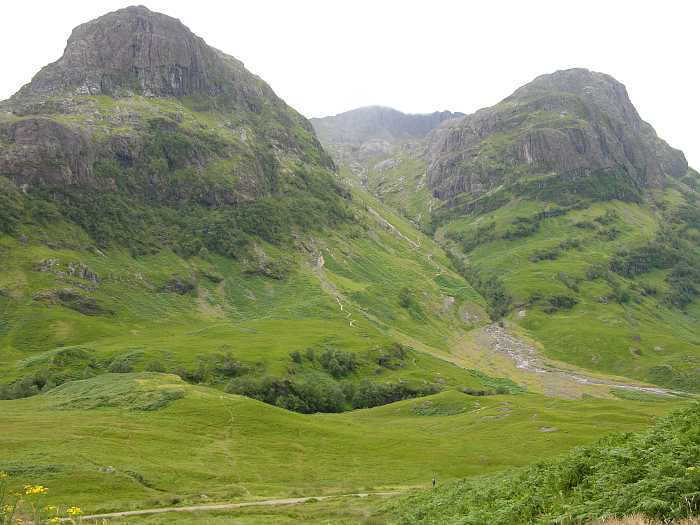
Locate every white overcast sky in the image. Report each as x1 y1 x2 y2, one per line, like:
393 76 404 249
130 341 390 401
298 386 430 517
1 0 697 167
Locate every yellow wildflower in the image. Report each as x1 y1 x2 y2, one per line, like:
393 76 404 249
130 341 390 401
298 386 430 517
688 466 698 472
2 504 14 513
66 506 82 516
23 484 48 495
49 518 61 524
0 471 8 480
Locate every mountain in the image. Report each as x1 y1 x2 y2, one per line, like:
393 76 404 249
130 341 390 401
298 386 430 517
0 5 334 207
0 6 495 408
314 69 700 393
0 8 696 522
311 105 462 147
427 68 687 201
311 106 462 229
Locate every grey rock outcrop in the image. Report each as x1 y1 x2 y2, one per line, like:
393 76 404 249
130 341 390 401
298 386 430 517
12 5 258 102
0 118 96 187
427 68 688 200
0 6 333 198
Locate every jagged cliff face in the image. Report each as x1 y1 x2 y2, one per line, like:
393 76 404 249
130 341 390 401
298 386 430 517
0 6 332 198
13 5 262 102
427 69 688 200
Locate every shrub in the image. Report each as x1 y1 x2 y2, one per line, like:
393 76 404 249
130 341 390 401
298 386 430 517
448 254 512 320
318 349 358 378
108 357 135 374
145 360 166 373
350 380 439 409
398 287 426 321
213 352 248 378
448 222 497 252
375 343 409 370
503 216 540 240
0 177 24 234
545 295 578 313
594 209 620 225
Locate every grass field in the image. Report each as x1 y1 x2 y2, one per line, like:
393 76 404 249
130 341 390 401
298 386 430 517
0 373 685 517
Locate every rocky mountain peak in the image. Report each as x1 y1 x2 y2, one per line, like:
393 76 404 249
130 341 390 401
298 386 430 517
507 68 642 128
0 6 333 198
427 68 688 201
11 5 248 101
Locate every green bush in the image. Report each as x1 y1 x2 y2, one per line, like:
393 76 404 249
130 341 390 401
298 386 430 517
545 295 578 313
398 287 426 321
350 380 439 409
213 352 248 378
375 343 409 370
318 349 358 378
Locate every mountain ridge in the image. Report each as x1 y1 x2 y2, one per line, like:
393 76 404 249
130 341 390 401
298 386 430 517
311 105 464 146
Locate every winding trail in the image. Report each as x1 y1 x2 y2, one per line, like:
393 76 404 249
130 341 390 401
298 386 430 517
77 492 402 522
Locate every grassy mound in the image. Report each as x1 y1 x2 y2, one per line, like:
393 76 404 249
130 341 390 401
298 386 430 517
388 402 700 524
42 373 186 411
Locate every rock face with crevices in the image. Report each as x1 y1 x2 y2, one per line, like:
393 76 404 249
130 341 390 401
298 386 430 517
12 5 258 101
0 5 333 196
426 68 688 200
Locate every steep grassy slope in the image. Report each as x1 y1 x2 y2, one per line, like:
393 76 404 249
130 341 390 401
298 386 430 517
0 180 504 409
0 373 682 515
437 180 700 391
388 401 700 524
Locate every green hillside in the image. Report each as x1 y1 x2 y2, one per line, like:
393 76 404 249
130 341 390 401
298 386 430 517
315 71 700 395
0 183 502 410
437 182 700 391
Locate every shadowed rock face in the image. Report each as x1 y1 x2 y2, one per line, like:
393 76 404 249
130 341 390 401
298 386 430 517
0 118 95 187
427 68 688 200
12 5 253 100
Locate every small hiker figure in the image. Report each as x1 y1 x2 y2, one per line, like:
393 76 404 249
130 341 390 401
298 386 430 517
432 476 436 488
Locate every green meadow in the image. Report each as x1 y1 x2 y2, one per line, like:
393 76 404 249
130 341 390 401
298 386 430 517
0 373 683 515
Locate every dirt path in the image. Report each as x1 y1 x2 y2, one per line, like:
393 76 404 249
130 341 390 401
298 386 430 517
77 492 401 521
478 323 683 398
